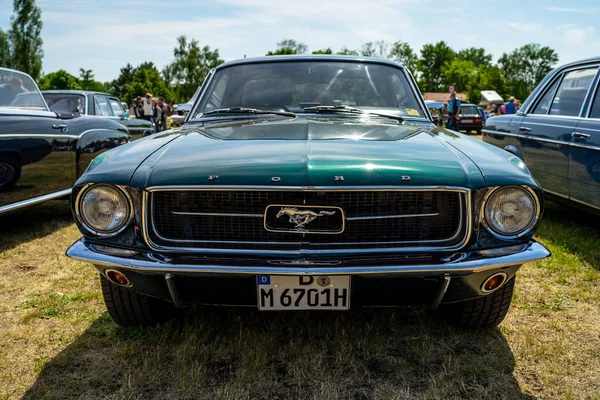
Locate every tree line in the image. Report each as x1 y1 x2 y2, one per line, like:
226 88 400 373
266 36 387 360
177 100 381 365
0 0 560 105
265 39 559 103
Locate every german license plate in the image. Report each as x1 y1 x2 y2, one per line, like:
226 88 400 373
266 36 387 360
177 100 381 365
461 119 473 123
257 275 350 310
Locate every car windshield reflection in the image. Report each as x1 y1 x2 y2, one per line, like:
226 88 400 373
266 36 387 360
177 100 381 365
191 60 427 121
0 68 48 111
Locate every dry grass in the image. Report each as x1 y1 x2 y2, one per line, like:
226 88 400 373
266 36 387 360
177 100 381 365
0 200 599 400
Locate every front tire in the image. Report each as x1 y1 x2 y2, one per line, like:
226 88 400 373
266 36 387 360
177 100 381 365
441 276 516 328
100 275 178 327
0 155 21 191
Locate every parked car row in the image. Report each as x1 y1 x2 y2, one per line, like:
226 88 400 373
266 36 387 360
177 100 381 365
424 100 484 134
483 56 600 215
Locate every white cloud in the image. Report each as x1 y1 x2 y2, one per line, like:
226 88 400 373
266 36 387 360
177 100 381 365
508 22 543 32
546 6 583 13
562 27 595 45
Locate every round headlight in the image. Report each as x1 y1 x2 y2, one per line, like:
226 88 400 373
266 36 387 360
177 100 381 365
484 187 538 237
79 185 131 235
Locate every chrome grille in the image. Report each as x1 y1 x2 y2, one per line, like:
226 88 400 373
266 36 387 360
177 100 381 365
146 188 468 252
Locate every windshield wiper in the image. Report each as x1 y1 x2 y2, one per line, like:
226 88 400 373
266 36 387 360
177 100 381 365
303 105 404 123
201 107 296 118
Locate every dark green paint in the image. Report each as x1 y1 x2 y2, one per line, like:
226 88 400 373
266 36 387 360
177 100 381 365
77 117 540 191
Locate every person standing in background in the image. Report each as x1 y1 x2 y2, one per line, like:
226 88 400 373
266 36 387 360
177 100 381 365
134 96 143 118
446 91 461 131
505 96 517 114
142 93 156 132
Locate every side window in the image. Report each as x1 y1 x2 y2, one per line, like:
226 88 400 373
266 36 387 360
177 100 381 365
549 67 598 117
94 95 113 116
588 83 600 119
531 79 560 115
108 98 124 117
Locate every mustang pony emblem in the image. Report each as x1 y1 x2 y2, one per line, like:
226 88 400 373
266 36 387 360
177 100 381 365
276 207 336 230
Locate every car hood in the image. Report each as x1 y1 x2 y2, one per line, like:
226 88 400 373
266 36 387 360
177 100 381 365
129 118 496 188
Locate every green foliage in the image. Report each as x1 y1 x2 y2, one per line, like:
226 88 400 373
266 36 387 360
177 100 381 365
360 40 388 58
498 43 559 100
337 47 359 56
312 48 333 55
0 29 12 69
456 47 493 67
108 62 174 103
266 39 307 56
38 70 81 90
418 41 456 92
163 35 224 102
442 59 476 94
8 0 44 80
79 68 105 92
388 41 418 73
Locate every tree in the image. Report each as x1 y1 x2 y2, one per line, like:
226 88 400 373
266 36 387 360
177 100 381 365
119 62 174 104
266 38 308 55
78 68 105 92
442 59 476 95
38 70 81 90
418 41 455 92
360 40 388 58
312 48 333 55
9 0 44 80
498 43 558 100
0 30 12 68
388 41 418 73
109 63 134 98
456 47 493 68
337 47 359 56
163 36 223 102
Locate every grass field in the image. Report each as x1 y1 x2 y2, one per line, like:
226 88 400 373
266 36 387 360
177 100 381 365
0 199 599 400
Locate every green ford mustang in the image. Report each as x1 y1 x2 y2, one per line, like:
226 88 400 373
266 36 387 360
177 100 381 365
66 56 550 328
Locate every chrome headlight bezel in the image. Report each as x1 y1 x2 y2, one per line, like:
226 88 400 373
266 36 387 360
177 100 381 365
480 186 540 240
75 183 133 237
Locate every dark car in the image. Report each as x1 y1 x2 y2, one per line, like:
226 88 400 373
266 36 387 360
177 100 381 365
483 57 600 214
66 56 550 328
457 103 483 134
41 90 154 139
0 68 130 214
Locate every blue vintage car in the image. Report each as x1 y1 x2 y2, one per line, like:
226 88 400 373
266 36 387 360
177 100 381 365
483 57 600 214
66 56 550 328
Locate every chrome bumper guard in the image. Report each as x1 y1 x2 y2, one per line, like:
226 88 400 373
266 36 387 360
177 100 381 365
66 239 550 276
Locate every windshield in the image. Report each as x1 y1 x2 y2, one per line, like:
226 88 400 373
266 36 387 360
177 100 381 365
192 61 426 119
42 93 86 114
460 105 479 115
0 68 47 111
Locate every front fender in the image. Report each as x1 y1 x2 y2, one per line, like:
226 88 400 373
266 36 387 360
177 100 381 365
76 129 131 178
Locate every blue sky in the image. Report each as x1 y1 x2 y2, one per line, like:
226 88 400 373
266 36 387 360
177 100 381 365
0 0 598 82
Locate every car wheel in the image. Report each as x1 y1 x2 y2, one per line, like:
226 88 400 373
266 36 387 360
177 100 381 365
0 156 21 191
100 274 179 327
440 275 515 328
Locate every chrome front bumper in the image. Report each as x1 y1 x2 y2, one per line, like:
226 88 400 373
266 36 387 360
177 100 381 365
66 239 550 276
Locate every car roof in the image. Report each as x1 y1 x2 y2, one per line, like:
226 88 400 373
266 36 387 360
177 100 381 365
461 103 477 107
41 90 114 96
216 55 407 70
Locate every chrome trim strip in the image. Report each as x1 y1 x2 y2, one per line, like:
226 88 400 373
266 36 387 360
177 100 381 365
0 133 80 139
0 188 72 214
545 188 600 210
141 186 472 255
483 129 600 150
146 185 469 192
65 239 550 275
346 212 439 221
171 211 263 218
